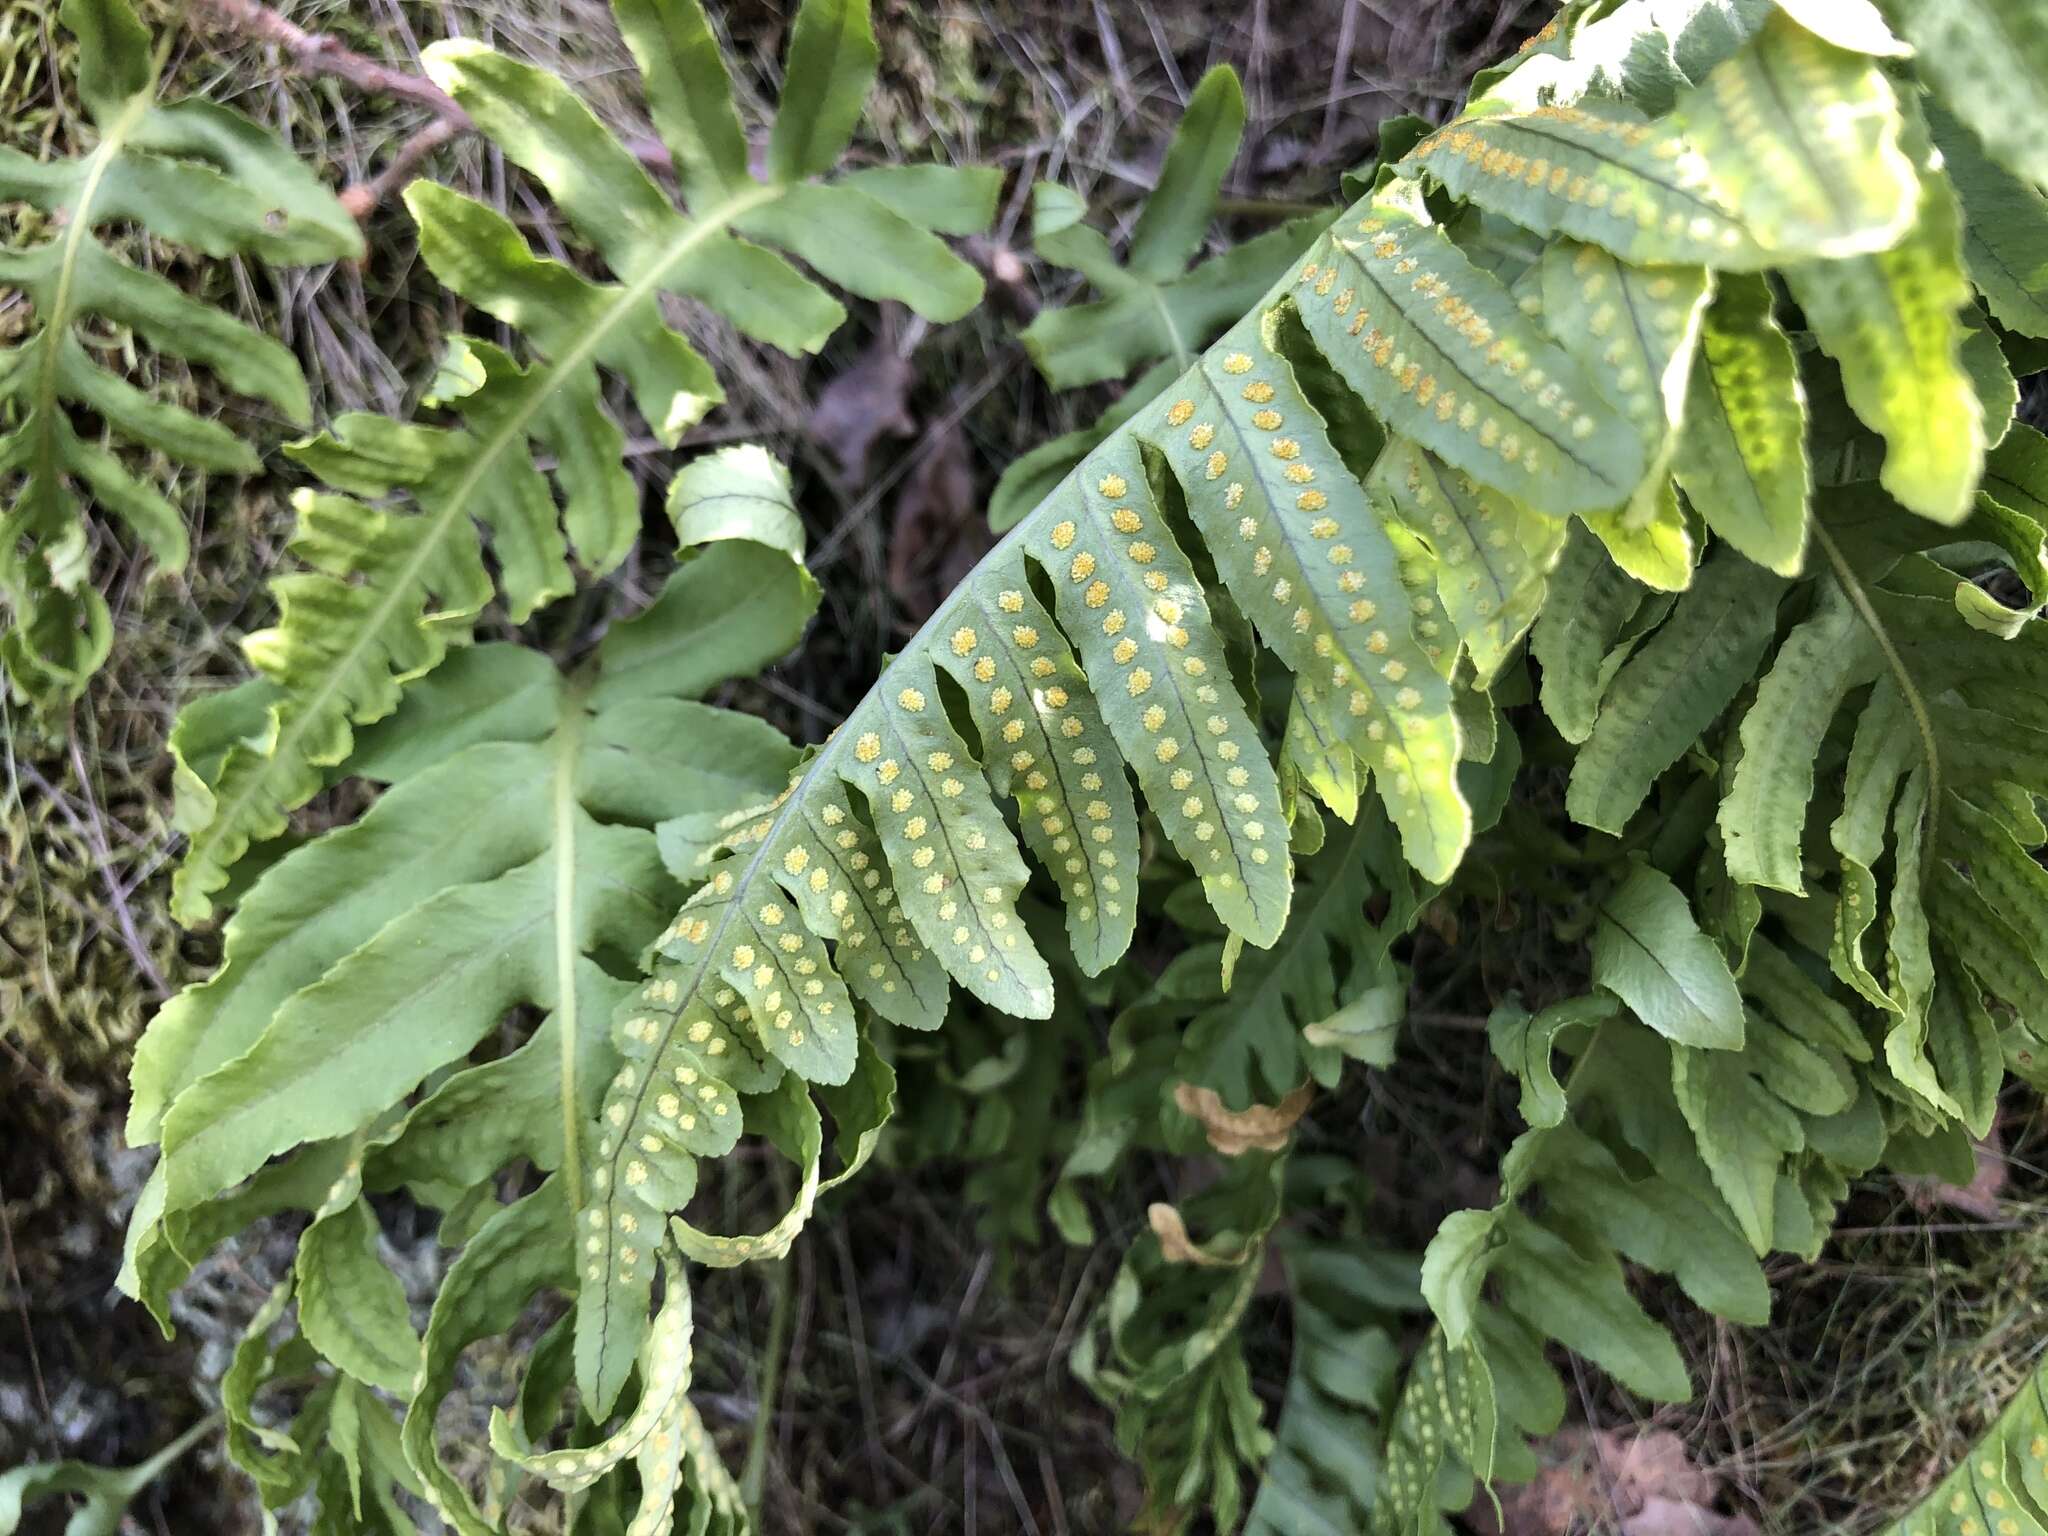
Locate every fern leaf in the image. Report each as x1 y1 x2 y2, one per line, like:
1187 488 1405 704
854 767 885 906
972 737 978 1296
1673 271 1812 573
124 539 811 1324
1883 0 2048 194
1783 105 1984 524
1676 12 1919 258
169 0 991 921
1537 241 1711 587
1565 547 1784 832
1290 187 1645 517
493 1255 692 1490
1590 863 1745 1049
1928 103 2048 338
1531 523 1647 743
1405 97 1773 269
295 1196 421 1396
1164 811 1408 1106
403 1181 575 1536
1159 319 1469 878
1877 1354 2048 1536
0 0 360 703
1367 435 1566 685
1072 1157 1285 1531
1018 67 1327 391
1718 580 1880 892
1242 1243 1404 1536
1027 438 1296 939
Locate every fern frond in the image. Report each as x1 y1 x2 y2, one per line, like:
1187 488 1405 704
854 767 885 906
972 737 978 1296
1071 1155 1286 1533
989 66 1333 530
1929 102 2048 339
169 0 996 921
0 0 360 703
1882 0 2048 194
1782 101 1984 523
1241 1236 1411 1536
1018 67 1327 394
1672 271 1813 573
122 535 814 1332
1877 1352 2048 1535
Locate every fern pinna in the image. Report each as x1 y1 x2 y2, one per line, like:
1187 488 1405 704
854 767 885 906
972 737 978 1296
113 0 2048 1529
0 0 359 704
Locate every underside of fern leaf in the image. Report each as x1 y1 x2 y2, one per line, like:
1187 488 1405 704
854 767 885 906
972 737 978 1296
0 0 360 704
167 0 997 922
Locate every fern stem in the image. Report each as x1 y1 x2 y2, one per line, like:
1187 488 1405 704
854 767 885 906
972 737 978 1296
553 678 593 1207
181 181 780 909
1148 287 1194 372
1811 520 1941 873
742 1172 797 1525
34 94 148 486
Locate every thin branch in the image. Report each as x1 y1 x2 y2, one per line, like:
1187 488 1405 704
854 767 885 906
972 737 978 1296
184 0 673 220
336 116 462 220
186 0 468 119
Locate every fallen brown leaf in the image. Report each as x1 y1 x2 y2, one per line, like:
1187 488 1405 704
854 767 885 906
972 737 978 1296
808 340 915 481
1147 1202 1242 1267
1172 1081 1313 1156
1903 1125 2007 1221
1491 1426 1749 1536
888 422 990 625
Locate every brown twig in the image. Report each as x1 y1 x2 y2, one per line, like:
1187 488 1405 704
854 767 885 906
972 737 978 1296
186 0 468 119
336 116 462 220
184 0 673 219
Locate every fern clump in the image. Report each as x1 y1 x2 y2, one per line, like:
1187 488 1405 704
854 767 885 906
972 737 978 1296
0 0 360 704
88 0 2048 1528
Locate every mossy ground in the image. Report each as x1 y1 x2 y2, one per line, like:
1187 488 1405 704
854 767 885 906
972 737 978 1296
3 1 2042 1531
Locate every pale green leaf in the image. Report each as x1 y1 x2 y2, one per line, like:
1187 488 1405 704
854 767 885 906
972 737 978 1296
1407 98 1772 268
767 0 878 185
295 1199 423 1395
1785 109 1984 524
663 444 806 561
1592 864 1746 1049
1677 13 1918 258
1673 271 1812 574
610 0 749 206
1129 67 1247 281
1159 321 1469 880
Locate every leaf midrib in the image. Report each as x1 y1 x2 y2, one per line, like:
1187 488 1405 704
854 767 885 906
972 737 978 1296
29 94 149 499
185 181 782 900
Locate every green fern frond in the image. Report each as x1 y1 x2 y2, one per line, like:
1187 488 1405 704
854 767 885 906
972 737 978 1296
122 533 813 1330
122 0 2048 1525
1071 1155 1286 1534
1241 1233 1410 1536
0 0 360 704
1018 67 1328 395
989 65 1334 531
1877 1353 2048 1536
168 0 997 923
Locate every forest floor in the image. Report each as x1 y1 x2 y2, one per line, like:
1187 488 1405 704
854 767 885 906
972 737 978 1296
3 0 2045 1531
